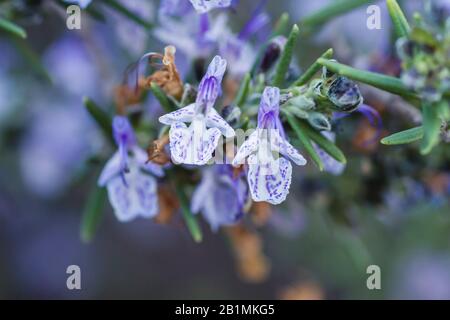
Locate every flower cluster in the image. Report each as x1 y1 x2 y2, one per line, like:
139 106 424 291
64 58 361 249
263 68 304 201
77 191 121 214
92 0 367 234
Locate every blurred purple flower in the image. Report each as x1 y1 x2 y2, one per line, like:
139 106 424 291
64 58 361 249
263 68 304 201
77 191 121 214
391 253 450 299
191 165 248 231
43 36 98 97
98 116 164 222
19 98 100 198
218 2 270 77
111 0 155 57
233 87 306 205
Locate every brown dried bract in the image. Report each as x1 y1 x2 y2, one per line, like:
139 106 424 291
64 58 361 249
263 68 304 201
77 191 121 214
226 225 270 283
147 134 171 165
142 46 184 100
114 84 144 115
279 281 324 300
154 185 179 224
251 202 273 227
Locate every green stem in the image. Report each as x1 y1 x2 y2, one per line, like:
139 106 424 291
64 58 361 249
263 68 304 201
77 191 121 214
234 72 251 106
272 24 300 88
300 121 347 164
286 113 324 171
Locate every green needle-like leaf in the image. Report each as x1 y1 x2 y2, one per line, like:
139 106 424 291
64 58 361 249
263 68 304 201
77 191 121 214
300 121 347 164
102 0 153 29
150 82 176 113
421 103 442 155
234 73 251 106
0 17 26 39
386 0 410 39
83 96 114 145
292 48 333 87
318 58 419 100
175 185 203 243
80 186 107 243
381 126 424 145
273 24 300 87
250 12 289 75
286 114 324 171
273 12 290 36
300 0 374 32
12 38 52 83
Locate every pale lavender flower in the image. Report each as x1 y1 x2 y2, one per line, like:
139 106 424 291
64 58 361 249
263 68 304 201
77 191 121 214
159 56 235 165
191 165 248 231
189 0 232 14
98 116 164 222
233 87 307 205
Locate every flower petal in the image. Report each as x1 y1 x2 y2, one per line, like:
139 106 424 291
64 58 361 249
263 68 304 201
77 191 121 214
98 151 122 186
106 169 158 222
247 155 292 205
106 175 137 222
169 121 221 165
206 107 235 138
159 103 196 126
232 130 259 166
134 172 159 218
133 146 165 177
270 130 307 166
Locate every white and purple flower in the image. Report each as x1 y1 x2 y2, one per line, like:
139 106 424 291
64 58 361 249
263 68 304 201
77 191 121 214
159 55 235 165
98 116 164 222
233 87 307 205
191 165 248 231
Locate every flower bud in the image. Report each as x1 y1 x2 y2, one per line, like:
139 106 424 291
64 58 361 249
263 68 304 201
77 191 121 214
260 36 286 72
327 76 363 112
307 112 331 131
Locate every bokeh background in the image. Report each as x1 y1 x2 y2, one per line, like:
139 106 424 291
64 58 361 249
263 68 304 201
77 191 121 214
0 0 449 299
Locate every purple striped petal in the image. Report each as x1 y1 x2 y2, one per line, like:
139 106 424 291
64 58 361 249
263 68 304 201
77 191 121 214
247 155 292 205
158 104 196 126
